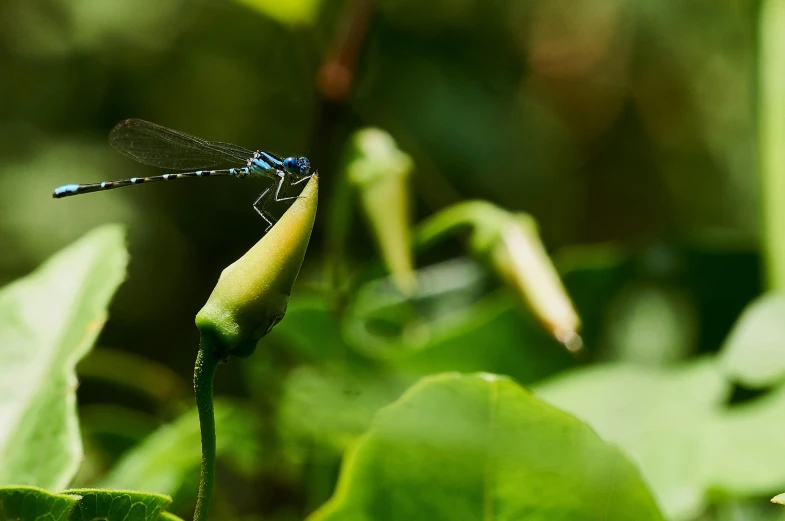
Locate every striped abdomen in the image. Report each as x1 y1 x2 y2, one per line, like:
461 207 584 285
52 167 248 198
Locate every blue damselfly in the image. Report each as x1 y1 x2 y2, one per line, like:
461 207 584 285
53 119 312 230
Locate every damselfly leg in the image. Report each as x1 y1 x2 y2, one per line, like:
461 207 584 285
253 170 313 231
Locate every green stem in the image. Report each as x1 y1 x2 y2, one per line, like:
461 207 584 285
193 336 220 521
760 0 785 290
414 201 509 252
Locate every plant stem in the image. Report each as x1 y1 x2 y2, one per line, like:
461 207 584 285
760 0 785 290
193 336 220 521
414 201 506 250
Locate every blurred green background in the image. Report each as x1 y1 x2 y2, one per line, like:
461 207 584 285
0 0 776 519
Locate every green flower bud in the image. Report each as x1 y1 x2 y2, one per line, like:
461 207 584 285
495 214 582 351
195 175 319 359
346 128 417 296
416 201 581 351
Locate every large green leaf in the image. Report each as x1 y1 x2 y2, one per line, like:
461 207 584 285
0 486 183 521
310 373 664 521
61 489 176 521
0 486 77 521
535 359 785 520
707 383 785 497
100 400 263 497
0 225 128 490
719 293 785 387
535 360 728 520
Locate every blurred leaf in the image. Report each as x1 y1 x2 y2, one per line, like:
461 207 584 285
377 0 477 29
60 488 183 521
343 257 488 358
390 294 574 384
344 258 572 381
80 406 161 446
278 289 573 457
536 361 728 520
272 297 404 454
0 142 135 276
342 255 573 380
711 498 785 521
78 348 189 407
719 293 785 387
279 366 405 454
270 274 573 458
100 400 263 497
3 0 186 56
0 225 128 490
536 359 785 520
0 486 78 521
602 282 697 365
554 241 629 349
310 373 664 521
266 295 348 363
73 406 161 488
234 0 322 25
708 384 785 497
0 486 183 521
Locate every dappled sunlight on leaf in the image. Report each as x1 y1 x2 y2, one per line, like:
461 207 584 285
234 0 322 25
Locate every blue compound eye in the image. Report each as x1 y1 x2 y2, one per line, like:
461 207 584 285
297 157 311 175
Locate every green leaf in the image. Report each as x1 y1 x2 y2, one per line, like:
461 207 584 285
0 225 128 490
310 373 664 521
602 282 697 365
234 0 322 25
0 486 78 521
61 489 182 521
719 292 785 387
341 258 572 381
0 487 183 521
279 365 404 453
265 295 348 363
537 358 785 519
157 513 184 521
101 400 263 497
707 383 785 497
390 295 573 384
536 361 728 520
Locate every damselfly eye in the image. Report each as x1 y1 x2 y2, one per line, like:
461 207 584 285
297 157 311 175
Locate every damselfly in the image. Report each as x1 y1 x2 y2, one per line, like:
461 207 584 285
52 119 313 230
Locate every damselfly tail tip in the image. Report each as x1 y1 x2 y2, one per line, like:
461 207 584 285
53 184 79 198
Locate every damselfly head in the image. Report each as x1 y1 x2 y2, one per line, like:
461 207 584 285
284 156 311 177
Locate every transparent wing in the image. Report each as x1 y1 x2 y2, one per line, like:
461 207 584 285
109 119 254 170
